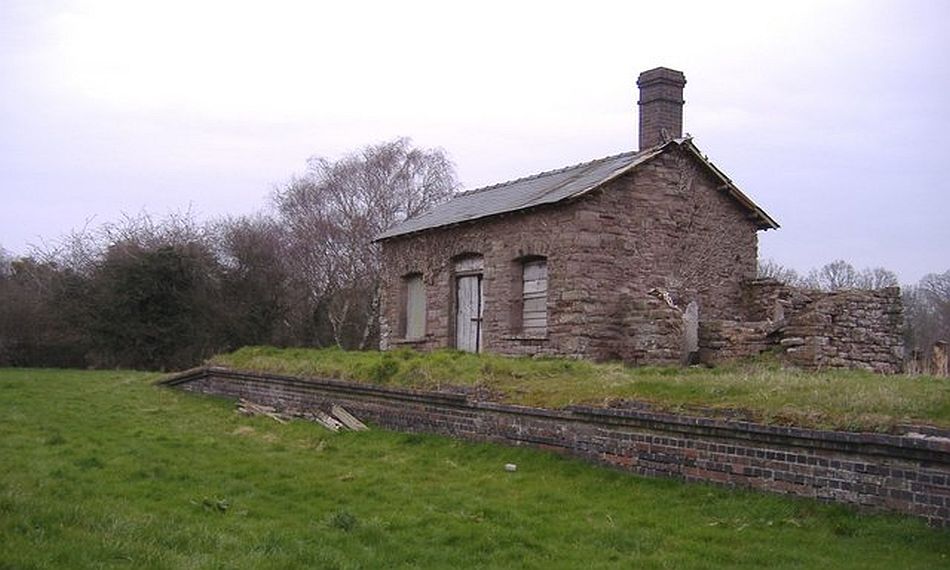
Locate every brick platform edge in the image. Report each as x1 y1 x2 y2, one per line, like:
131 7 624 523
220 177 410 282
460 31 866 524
160 367 950 527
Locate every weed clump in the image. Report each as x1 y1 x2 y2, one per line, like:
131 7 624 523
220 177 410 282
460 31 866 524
327 509 358 532
193 496 231 514
369 353 400 384
44 433 66 446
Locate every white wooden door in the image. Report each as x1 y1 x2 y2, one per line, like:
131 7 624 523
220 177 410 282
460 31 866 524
455 274 483 352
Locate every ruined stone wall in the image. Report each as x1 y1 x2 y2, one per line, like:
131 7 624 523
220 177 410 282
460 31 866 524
743 278 822 322
698 320 777 363
701 280 904 373
379 146 760 363
164 367 950 527
782 288 904 373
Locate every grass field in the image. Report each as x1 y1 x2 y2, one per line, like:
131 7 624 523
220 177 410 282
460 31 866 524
1 368 948 569
211 346 950 432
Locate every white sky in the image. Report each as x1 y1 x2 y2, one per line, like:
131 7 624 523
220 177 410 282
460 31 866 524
1 0 948 282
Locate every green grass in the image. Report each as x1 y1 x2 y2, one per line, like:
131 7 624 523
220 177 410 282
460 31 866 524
210 346 950 432
1 369 948 569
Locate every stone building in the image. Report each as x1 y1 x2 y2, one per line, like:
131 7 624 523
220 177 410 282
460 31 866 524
374 67 903 372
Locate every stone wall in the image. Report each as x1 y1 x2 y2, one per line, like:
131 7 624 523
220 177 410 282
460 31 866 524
614 291 684 365
698 320 777 363
698 281 904 374
162 367 950 527
782 288 904 373
379 145 759 364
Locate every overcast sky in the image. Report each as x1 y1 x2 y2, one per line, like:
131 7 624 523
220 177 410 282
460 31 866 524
1 0 947 283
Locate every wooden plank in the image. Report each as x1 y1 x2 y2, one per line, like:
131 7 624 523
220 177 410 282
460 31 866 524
523 279 547 294
525 259 547 275
310 410 343 432
523 298 546 313
237 398 287 423
331 405 368 431
523 261 546 280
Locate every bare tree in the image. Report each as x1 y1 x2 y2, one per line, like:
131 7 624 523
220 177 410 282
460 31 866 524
757 258 804 285
0 246 11 278
0 254 92 367
904 269 950 367
920 270 950 303
918 270 950 341
761 259 899 292
213 215 292 347
856 267 899 290
273 138 458 349
806 259 859 290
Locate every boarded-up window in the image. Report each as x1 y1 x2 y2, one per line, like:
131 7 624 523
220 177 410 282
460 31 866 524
522 259 547 336
404 274 425 339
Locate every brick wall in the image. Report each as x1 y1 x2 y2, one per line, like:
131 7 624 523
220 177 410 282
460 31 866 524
163 367 950 527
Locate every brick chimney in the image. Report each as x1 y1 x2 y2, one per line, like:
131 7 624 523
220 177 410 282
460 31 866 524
637 67 686 150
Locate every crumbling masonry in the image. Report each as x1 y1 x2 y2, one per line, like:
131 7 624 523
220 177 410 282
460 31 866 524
701 280 903 373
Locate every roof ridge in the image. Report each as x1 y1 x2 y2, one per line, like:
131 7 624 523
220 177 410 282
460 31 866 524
455 148 642 197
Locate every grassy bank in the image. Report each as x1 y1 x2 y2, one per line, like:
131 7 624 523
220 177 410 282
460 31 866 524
1 368 948 569
210 346 950 432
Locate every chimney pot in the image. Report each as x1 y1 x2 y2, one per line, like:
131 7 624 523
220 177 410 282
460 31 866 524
637 67 686 150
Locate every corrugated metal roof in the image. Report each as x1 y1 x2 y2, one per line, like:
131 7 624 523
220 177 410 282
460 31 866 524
375 139 777 241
